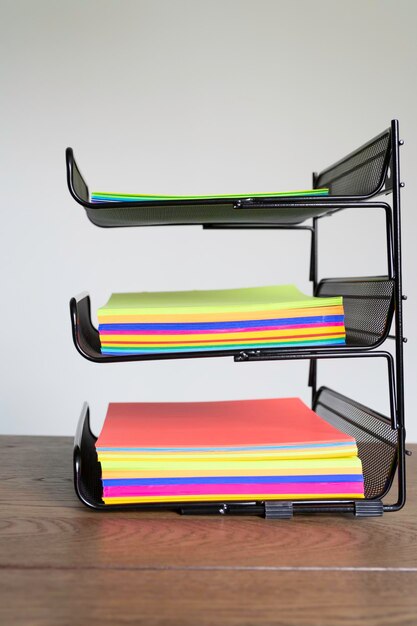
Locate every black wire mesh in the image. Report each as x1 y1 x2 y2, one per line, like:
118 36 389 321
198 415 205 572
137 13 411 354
315 130 391 196
316 277 394 347
75 412 103 505
84 203 342 228
70 157 89 202
314 387 397 499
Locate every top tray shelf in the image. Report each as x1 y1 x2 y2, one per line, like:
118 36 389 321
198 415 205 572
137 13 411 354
66 123 395 229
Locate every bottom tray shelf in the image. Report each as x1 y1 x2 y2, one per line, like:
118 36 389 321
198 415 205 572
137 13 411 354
73 387 398 517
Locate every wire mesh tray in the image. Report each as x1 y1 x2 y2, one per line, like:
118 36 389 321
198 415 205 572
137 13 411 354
69 276 394 364
66 125 392 228
73 386 398 516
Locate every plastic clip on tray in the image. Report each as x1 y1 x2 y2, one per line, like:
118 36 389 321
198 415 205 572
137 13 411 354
67 119 406 518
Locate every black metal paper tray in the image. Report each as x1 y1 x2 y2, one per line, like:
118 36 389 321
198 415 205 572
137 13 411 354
73 386 398 517
70 276 395 364
66 125 392 228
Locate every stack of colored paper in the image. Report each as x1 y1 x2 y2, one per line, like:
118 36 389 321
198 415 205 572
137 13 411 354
91 188 329 203
97 284 346 356
96 398 364 505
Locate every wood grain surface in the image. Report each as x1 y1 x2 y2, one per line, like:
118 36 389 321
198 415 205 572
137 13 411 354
1 436 416 625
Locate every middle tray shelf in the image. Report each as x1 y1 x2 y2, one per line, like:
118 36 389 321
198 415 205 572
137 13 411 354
70 276 395 363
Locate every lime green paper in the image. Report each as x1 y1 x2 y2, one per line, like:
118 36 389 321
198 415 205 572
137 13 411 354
98 285 343 317
92 188 329 202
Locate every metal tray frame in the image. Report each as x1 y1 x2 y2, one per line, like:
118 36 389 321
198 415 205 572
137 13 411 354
68 120 407 517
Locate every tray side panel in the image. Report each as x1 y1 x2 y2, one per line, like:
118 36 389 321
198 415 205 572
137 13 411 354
316 277 394 347
314 387 398 499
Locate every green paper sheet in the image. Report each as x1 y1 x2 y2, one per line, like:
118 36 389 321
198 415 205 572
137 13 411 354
91 188 329 202
98 285 343 317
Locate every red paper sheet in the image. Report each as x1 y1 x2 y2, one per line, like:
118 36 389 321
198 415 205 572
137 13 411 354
96 398 355 449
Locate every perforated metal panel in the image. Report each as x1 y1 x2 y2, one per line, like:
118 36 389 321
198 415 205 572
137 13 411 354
315 130 391 196
76 413 103 504
314 387 397 499
316 277 394 347
84 203 341 228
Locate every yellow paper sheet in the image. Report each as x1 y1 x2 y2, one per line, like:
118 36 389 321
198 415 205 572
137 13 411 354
99 305 345 324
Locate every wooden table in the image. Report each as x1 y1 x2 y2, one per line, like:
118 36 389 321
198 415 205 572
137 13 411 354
1 436 416 625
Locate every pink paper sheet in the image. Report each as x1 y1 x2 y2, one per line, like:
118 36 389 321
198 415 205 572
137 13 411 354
103 481 364 497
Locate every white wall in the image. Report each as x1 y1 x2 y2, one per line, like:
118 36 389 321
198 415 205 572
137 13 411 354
1 0 416 439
